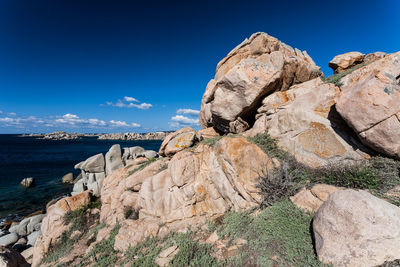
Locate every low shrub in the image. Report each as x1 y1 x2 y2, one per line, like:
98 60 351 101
323 62 368 87
202 136 223 147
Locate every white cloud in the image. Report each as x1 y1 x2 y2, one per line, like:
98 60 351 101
0 117 14 122
176 108 200 116
171 115 199 125
105 97 152 110
124 96 139 102
8 112 17 116
110 120 140 127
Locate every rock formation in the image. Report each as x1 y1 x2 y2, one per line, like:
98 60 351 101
336 52 400 159
313 190 400 266
199 32 323 133
20 177 34 188
158 127 196 157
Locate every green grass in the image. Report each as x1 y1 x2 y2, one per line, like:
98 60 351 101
123 231 218 267
76 224 121 267
128 157 158 176
214 200 324 266
323 62 368 87
248 131 400 207
202 136 223 147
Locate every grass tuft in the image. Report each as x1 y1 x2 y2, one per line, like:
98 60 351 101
202 136 223 147
128 158 158 176
323 62 368 87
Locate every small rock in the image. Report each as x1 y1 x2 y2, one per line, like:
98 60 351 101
20 177 34 188
61 172 74 184
20 247 34 264
206 231 219 244
0 233 18 246
27 231 41 246
328 51 365 73
155 245 180 267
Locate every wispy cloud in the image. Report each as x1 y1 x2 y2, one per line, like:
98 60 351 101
176 108 200 115
0 113 141 130
123 96 139 102
105 97 152 110
169 108 200 129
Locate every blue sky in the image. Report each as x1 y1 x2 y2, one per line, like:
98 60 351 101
0 0 399 133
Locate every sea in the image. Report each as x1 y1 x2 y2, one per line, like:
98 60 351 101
0 134 162 223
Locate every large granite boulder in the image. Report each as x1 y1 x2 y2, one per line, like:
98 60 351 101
158 127 196 157
74 153 105 173
105 144 124 176
32 191 91 266
336 52 400 159
328 52 365 74
313 190 400 266
112 137 279 250
244 77 368 167
0 246 29 267
199 32 323 133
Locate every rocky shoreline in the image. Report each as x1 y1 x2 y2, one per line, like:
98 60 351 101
2 32 400 266
20 131 170 141
0 143 159 265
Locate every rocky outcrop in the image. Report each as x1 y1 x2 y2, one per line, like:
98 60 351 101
195 127 219 141
336 52 400 159
20 177 34 188
328 52 365 74
61 173 74 184
244 77 369 167
290 184 343 212
158 127 196 157
105 144 124 176
109 136 279 251
73 153 106 197
32 191 91 266
313 190 400 266
0 233 18 247
199 32 323 133
0 246 29 267
98 131 169 140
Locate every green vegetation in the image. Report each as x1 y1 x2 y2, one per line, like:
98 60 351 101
123 231 218 267
323 62 368 87
128 157 158 176
42 200 102 264
213 200 323 266
202 136 223 147
249 131 400 207
77 224 121 267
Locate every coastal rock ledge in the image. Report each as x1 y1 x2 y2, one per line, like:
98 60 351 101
26 32 400 266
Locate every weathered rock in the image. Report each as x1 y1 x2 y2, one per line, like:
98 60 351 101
75 153 105 173
0 246 29 267
113 137 279 250
71 178 85 196
105 144 124 176
100 158 170 225
336 52 400 158
199 32 323 133
0 233 18 247
364 51 386 63
244 77 369 167
195 127 219 141
313 189 400 266
138 150 157 159
26 214 45 235
155 245 180 266
158 127 196 157
32 191 91 266
11 238 27 252
27 231 40 246
290 184 343 212
328 51 365 74
20 247 33 264
20 177 34 188
61 172 74 184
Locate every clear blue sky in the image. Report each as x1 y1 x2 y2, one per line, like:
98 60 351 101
0 0 399 133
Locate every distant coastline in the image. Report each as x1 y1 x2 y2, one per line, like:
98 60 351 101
19 130 172 141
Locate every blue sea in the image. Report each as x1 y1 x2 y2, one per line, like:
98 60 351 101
0 134 162 221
